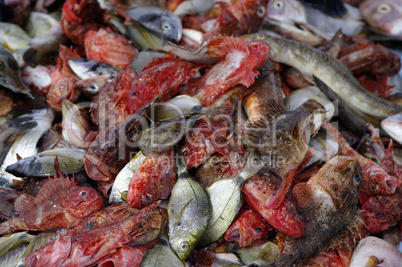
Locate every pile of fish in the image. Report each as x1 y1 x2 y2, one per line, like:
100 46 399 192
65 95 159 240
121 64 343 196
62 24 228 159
0 0 402 266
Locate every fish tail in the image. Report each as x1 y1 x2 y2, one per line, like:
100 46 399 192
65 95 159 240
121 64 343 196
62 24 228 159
264 169 296 209
206 35 249 59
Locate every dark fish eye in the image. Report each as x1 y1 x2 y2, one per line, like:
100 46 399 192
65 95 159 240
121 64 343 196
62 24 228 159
161 22 172 31
377 4 391 14
108 75 115 81
377 212 386 219
144 194 152 202
353 173 361 182
257 6 266 17
272 0 284 9
182 149 189 156
130 92 136 97
89 85 98 91
80 191 87 196
255 227 262 233
371 184 378 191
180 241 189 251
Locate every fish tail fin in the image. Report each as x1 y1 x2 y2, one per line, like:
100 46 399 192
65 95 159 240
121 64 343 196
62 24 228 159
264 169 296 209
207 35 249 59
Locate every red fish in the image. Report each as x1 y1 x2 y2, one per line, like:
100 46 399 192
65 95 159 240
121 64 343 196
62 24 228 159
47 45 81 111
242 171 305 238
325 121 401 205
25 201 160 267
224 207 270 247
97 243 156 267
0 160 103 235
84 28 138 69
127 150 177 208
124 53 202 114
202 0 268 42
194 35 270 106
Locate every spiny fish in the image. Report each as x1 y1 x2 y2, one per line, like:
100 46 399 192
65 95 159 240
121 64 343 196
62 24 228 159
68 58 121 80
167 154 210 259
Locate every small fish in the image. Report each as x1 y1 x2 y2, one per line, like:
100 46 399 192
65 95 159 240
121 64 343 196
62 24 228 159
198 154 262 247
227 240 279 265
174 0 214 17
127 150 176 209
167 154 210 259
266 0 307 23
61 98 90 148
381 112 402 145
245 33 402 119
349 236 402 267
224 207 269 247
360 0 402 37
132 50 165 74
0 22 31 51
109 151 146 204
26 201 160 266
273 156 363 266
140 218 185 267
5 148 86 177
75 74 111 97
194 35 270 106
68 58 121 80
124 6 182 42
24 12 60 38
0 159 103 235
0 45 33 98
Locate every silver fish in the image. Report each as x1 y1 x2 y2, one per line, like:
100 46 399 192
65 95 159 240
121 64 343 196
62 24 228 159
0 108 54 187
167 155 210 260
5 148 86 177
68 59 121 80
125 6 182 42
109 151 146 204
0 22 31 51
228 241 279 265
132 50 165 74
174 0 214 17
61 99 90 148
245 33 402 119
198 155 262 247
381 112 402 144
0 45 33 98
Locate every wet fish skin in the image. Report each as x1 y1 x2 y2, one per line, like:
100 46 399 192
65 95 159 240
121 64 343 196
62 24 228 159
0 45 33 98
381 112 402 144
68 58 121 80
245 33 402 119
167 155 210 260
125 6 182 43
273 156 363 266
0 231 33 257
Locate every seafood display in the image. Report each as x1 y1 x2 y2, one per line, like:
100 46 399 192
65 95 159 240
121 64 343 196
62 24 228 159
0 0 402 266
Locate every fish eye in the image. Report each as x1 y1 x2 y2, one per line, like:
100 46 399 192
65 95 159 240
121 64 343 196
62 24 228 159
353 173 361 183
89 85 98 91
257 6 266 17
377 4 391 14
180 241 189 252
255 227 262 233
144 193 152 202
272 0 284 10
80 190 87 196
108 75 115 81
130 92 136 97
377 212 386 219
371 184 378 191
182 148 189 156
161 22 172 32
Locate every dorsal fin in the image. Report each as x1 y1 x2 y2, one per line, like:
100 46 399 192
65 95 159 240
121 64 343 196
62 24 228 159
207 35 249 59
14 193 38 215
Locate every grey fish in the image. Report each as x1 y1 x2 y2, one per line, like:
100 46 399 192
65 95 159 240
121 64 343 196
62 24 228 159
5 148 86 177
125 6 182 43
132 50 166 74
140 218 185 267
245 33 402 119
0 45 33 98
272 156 362 266
68 59 121 80
174 0 214 17
0 22 31 51
24 12 59 38
167 154 210 260
381 112 402 144
198 155 262 247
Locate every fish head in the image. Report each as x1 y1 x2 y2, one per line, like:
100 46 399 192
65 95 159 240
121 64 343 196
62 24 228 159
170 233 199 260
360 0 402 36
60 186 103 219
361 190 402 234
314 156 363 209
181 131 208 169
265 0 306 23
229 0 269 32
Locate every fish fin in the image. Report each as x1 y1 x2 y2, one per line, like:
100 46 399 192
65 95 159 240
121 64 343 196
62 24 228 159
16 153 22 161
381 139 395 173
292 183 315 215
241 70 259 88
206 35 249 59
15 193 38 215
264 169 296 209
34 176 75 204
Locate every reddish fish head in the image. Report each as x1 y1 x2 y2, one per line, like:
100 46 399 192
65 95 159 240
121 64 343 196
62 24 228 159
227 0 269 34
60 186 103 219
224 208 269 247
361 191 402 234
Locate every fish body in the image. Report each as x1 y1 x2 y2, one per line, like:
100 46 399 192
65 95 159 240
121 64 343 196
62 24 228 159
0 22 31 51
0 163 103 235
360 0 402 36
25 12 60 38
174 0 214 17
127 150 176 208
26 202 160 267
167 155 210 259
0 109 54 188
68 58 121 80
132 50 165 74
224 208 269 247
97 245 151 267
381 112 402 144
266 0 307 23
109 151 146 204
61 98 90 148
273 156 363 266
125 6 182 43
242 172 305 238
5 148 86 177
194 35 270 106
75 74 111 97
0 45 33 98
245 33 402 119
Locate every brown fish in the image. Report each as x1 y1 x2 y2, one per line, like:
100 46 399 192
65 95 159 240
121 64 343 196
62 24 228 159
272 156 363 266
